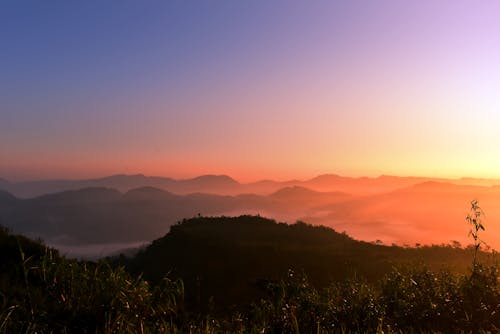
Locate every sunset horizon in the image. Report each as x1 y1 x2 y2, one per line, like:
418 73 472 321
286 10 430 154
3 169 500 184
2 1 500 331
2 1 500 183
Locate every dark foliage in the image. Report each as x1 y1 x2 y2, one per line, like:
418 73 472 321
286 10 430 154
123 215 491 314
1 214 499 333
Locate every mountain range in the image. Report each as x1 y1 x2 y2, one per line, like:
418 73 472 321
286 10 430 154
2 173 500 257
2 173 499 198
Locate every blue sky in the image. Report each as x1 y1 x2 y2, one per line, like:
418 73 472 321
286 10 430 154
1 1 499 181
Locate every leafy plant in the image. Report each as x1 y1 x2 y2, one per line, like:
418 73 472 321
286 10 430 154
466 199 486 270
2 204 500 333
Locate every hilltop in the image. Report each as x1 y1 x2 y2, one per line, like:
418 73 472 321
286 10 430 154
1 215 498 332
122 215 488 312
3 179 500 257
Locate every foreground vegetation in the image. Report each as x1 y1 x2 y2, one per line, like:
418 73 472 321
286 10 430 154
123 215 494 314
1 203 499 333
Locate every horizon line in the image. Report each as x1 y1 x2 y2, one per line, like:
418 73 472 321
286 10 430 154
2 171 500 184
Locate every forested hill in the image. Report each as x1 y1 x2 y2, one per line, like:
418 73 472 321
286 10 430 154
1 216 497 332
123 215 487 312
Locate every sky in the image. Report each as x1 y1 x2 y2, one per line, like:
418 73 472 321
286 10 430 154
1 0 500 182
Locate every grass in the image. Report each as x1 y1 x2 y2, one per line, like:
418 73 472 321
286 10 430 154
1 200 499 333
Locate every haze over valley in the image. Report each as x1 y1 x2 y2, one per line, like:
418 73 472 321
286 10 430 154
3 1 500 331
2 173 499 258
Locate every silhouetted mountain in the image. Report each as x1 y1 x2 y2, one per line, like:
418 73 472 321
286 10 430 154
244 179 301 194
2 173 500 198
123 215 486 312
0 178 10 190
0 191 16 219
179 174 239 189
35 187 121 203
3 174 500 259
1 184 354 251
122 187 177 201
270 185 324 198
0 190 16 203
303 174 436 194
1 187 283 249
270 186 350 203
0 174 241 198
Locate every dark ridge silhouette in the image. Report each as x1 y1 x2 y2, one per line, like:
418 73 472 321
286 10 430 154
3 173 500 199
122 186 177 201
2 217 499 332
270 185 327 198
306 173 345 183
244 178 301 194
0 187 257 245
33 187 121 203
122 215 489 313
0 178 10 189
3 179 500 255
270 186 350 202
0 185 353 248
0 190 16 203
0 174 241 198
181 174 239 186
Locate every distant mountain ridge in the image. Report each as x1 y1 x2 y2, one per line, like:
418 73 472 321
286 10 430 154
2 174 500 258
0 185 350 248
2 173 499 198
0 174 241 198
2 179 500 257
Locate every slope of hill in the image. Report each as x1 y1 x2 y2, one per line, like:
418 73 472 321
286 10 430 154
0 178 10 190
123 215 488 312
0 225 52 273
2 216 498 333
270 186 350 204
0 190 16 203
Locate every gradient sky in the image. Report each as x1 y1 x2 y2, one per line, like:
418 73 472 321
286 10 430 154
1 0 500 181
